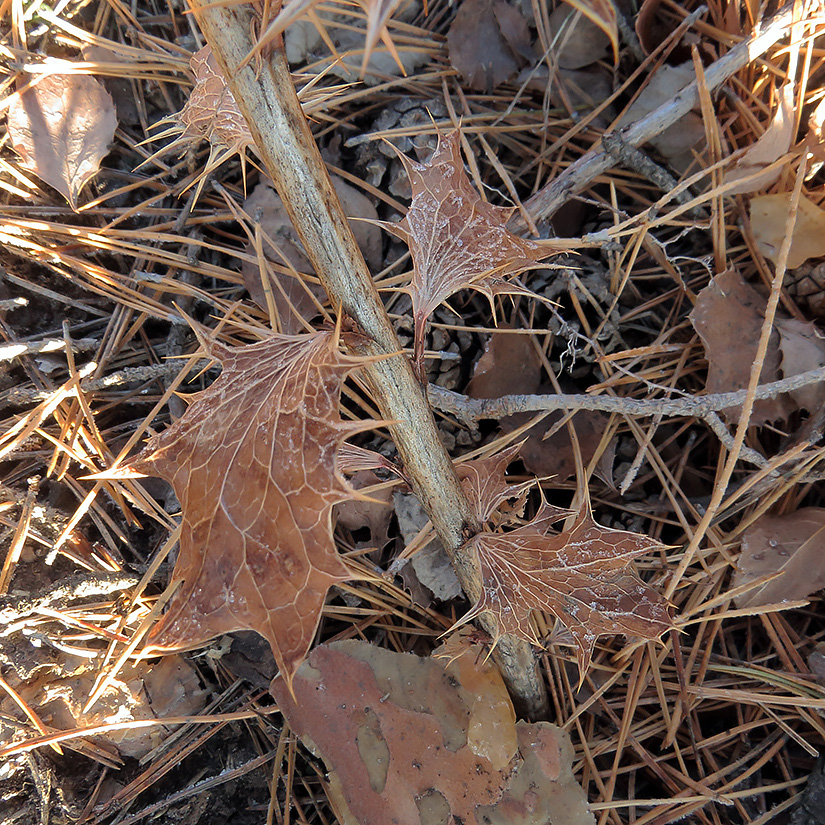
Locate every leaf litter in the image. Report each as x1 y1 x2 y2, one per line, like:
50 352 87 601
3 2 825 824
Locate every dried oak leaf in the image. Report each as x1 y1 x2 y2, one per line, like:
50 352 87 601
7 73 117 210
733 507 825 608
271 639 595 825
129 329 370 689
381 131 558 372
461 505 672 673
750 192 825 270
447 0 534 92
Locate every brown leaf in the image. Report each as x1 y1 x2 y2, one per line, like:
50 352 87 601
689 269 794 425
776 318 825 411
7 74 117 210
447 0 534 92
549 0 617 69
723 85 795 196
129 329 370 689
467 327 542 399
270 639 595 825
461 505 672 673
749 192 825 269
382 131 557 372
733 508 825 608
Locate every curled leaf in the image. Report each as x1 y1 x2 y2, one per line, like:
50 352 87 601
129 329 371 689
7 73 117 209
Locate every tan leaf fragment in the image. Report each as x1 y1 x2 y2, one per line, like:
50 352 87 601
806 95 825 162
461 505 672 674
776 318 825 411
270 639 595 825
724 84 796 196
733 508 825 608
382 131 557 372
549 0 618 69
689 268 795 425
7 73 117 209
447 0 534 92
129 329 370 689
749 192 825 269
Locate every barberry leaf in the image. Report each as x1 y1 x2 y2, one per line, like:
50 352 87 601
7 73 117 210
381 131 557 373
129 328 371 689
460 505 673 674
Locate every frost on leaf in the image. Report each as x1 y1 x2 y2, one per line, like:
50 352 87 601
7 74 117 210
382 130 558 373
129 329 369 689
461 504 672 674
271 639 595 825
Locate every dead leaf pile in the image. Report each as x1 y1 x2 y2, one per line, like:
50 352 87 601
271 638 595 825
7 73 117 209
128 328 371 690
690 268 825 423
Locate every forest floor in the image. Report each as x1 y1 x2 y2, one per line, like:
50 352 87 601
2 0 825 824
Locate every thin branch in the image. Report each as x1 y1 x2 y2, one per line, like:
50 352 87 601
509 1 799 231
189 2 548 719
429 364 825 472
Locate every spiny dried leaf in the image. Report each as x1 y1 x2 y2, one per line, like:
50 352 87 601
129 329 369 689
271 640 595 825
456 443 533 524
461 506 672 674
382 131 558 372
7 74 117 210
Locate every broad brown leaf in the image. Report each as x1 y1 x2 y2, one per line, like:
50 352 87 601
381 131 557 373
271 639 595 825
7 74 117 210
129 329 370 689
461 506 672 673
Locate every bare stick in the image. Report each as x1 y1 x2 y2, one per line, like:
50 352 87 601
429 363 825 472
508 1 798 232
190 2 548 719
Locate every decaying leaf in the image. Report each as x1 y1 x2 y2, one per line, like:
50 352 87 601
461 502 672 673
129 329 371 689
616 62 704 173
447 0 534 92
270 639 596 825
691 268 825 422
7 73 117 209
457 443 533 524
382 131 557 373
690 268 794 425
750 192 825 269
806 95 825 161
733 508 825 608
549 0 617 69
724 84 796 196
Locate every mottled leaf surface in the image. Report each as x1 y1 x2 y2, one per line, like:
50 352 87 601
7 74 117 209
130 330 367 688
382 131 557 371
271 639 595 825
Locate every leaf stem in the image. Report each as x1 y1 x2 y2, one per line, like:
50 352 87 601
190 3 549 719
